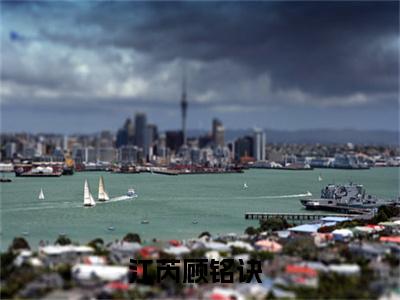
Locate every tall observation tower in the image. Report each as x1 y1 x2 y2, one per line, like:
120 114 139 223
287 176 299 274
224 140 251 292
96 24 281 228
181 70 188 146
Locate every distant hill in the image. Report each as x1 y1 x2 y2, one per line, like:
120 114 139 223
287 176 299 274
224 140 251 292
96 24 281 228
188 129 399 145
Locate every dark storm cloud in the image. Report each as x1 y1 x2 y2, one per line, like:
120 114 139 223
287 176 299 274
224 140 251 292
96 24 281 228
68 1 398 99
1 1 398 133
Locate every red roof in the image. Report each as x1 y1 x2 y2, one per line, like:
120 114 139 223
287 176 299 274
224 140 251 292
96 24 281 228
139 246 159 258
210 293 231 300
366 225 384 229
106 281 130 291
286 265 317 277
380 236 400 244
169 239 181 247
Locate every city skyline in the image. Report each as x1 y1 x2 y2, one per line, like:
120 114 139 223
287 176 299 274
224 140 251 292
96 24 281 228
1 1 399 133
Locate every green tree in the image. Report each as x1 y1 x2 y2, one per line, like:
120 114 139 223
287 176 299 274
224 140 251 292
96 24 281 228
55 235 71 245
123 233 141 243
283 237 318 260
245 226 258 235
198 231 211 238
9 237 30 251
259 217 290 232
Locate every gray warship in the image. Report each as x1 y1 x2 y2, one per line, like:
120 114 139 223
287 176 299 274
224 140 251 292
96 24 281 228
300 182 399 212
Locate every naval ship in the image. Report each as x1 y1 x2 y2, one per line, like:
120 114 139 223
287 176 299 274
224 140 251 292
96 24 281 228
300 182 399 212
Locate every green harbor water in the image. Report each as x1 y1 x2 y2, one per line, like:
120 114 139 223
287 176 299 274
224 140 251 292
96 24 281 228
1 168 398 250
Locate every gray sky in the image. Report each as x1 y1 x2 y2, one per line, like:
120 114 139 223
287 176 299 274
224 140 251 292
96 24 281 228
1 1 399 133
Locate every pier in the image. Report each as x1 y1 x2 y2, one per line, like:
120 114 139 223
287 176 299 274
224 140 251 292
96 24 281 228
244 212 360 224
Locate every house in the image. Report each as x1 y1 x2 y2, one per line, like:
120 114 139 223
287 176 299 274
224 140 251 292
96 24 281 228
71 264 129 282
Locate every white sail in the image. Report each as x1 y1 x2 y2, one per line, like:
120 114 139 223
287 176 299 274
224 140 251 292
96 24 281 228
84 179 96 207
243 182 248 189
318 175 323 182
98 176 110 201
38 188 45 200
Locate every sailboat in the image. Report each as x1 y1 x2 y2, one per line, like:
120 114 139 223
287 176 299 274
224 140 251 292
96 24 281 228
98 176 110 202
38 188 45 200
243 182 248 189
318 174 323 182
83 179 96 207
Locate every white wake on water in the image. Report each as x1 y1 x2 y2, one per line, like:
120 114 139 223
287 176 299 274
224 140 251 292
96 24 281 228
240 192 312 199
4 192 310 212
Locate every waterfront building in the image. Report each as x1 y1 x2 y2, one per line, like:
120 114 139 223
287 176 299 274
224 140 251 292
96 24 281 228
118 145 139 163
116 118 134 148
98 131 114 148
97 147 116 163
253 128 266 161
23 146 37 159
181 71 188 146
156 133 167 159
134 113 148 159
166 130 183 153
212 118 225 147
5 142 17 159
147 124 158 160
199 134 213 149
234 136 254 162
84 147 97 163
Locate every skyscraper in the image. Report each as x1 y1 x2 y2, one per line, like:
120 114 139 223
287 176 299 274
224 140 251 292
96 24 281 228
234 136 254 162
181 70 188 146
134 112 148 159
212 118 225 147
253 128 266 161
116 118 134 148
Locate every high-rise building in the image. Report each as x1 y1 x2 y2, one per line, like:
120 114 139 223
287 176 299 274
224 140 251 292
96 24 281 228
212 118 225 147
234 136 254 162
181 71 188 146
253 128 266 161
5 142 16 159
116 118 134 148
97 147 116 162
147 124 158 160
166 130 183 153
118 145 139 163
134 113 148 158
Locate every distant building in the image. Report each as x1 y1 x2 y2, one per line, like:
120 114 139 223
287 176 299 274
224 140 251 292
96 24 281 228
156 133 167 159
212 118 225 147
118 145 139 163
98 131 114 148
253 128 266 161
5 142 16 159
84 147 97 163
198 134 213 149
97 147 116 162
234 136 254 162
166 130 183 153
181 71 188 146
134 113 148 159
116 118 134 148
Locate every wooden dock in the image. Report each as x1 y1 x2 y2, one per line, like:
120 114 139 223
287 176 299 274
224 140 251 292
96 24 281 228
244 212 359 224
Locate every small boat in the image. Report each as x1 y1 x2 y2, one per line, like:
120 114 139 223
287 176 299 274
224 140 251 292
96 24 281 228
22 231 29 236
243 182 248 189
192 220 198 224
141 219 149 224
127 188 138 198
98 176 110 201
108 226 115 231
38 188 45 200
83 179 96 207
305 191 312 197
108 188 138 201
0 178 12 183
318 175 323 182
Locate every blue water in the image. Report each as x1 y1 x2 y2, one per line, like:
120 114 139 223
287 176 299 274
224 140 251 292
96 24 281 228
1 168 398 250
